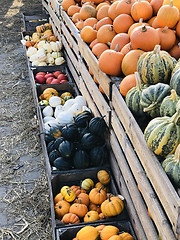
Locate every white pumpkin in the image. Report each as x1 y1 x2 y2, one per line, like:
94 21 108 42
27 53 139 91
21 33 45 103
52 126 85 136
52 51 63 59
43 116 56 123
42 105 54 117
55 57 66 65
26 47 37 57
44 120 58 133
74 95 86 106
68 103 82 116
36 49 47 62
56 111 73 125
54 105 64 118
29 54 37 62
37 40 46 49
50 41 62 52
47 56 55 64
38 62 47 66
63 99 76 111
32 60 40 66
43 42 52 53
49 96 62 108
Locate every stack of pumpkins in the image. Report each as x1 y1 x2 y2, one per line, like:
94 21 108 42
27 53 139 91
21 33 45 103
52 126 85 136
54 170 125 225
61 0 180 79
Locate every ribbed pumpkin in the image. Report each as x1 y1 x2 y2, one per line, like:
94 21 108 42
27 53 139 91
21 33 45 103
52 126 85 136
131 0 153 21
101 195 124 217
170 68 180 95
89 186 107 205
74 110 93 128
128 18 149 36
76 226 100 240
84 210 100 222
39 88 59 101
156 26 176 51
97 24 116 44
71 185 86 196
160 90 180 117
81 133 104 150
110 33 130 52
125 72 145 117
140 83 171 118
54 199 70 219
54 193 64 204
121 49 144 76
130 25 160 52
89 202 101 214
144 101 180 157
113 14 134 34
98 45 124 76
100 225 119 240
89 116 107 136
137 45 177 85
61 213 80 224
162 144 180 188
69 199 88 218
163 0 180 11
81 178 94 192
97 170 110 185
156 1 179 29
49 124 62 139
75 192 90 206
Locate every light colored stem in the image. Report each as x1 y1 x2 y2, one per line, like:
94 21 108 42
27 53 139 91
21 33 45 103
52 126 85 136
135 72 142 91
175 144 180 160
171 89 178 102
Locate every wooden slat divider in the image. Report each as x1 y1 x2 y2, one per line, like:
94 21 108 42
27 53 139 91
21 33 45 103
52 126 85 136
47 3 61 32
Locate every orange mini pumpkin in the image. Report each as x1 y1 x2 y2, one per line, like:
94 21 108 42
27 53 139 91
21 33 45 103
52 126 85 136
113 14 134 34
69 200 88 218
116 0 134 15
83 17 98 28
101 195 124 217
61 213 80 224
150 0 163 14
96 225 106 233
121 42 133 56
71 185 86 196
156 26 176 50
76 226 100 240
176 20 180 38
54 200 70 219
97 5 110 20
168 42 180 60
110 33 130 52
119 74 136 97
100 225 119 240
39 88 59 101
97 170 110 185
75 192 90 206
84 210 100 222
92 43 109 58
67 5 81 16
89 186 107 205
97 24 116 44
96 17 113 31
54 193 64 204
108 1 120 20
61 0 76 11
79 5 97 20
131 0 153 22
128 18 149 36
89 202 101 213
80 26 97 44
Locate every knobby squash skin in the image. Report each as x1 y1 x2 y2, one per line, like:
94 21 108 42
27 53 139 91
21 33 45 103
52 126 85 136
170 68 180 96
137 45 177 85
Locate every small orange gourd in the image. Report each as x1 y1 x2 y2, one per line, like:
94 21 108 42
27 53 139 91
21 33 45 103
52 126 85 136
96 225 106 233
97 24 116 44
71 185 86 196
69 199 88 218
131 0 153 21
113 14 134 34
176 19 180 39
89 186 107 205
97 170 110 185
54 200 70 219
61 213 80 224
89 202 101 213
80 26 97 44
121 42 133 56
74 192 90 206
84 210 100 222
110 33 130 52
119 74 136 97
128 18 149 36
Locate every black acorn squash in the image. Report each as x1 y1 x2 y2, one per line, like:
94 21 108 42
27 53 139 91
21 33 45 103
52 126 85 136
49 149 61 166
73 149 90 169
54 157 72 170
74 110 93 128
53 137 64 150
81 133 104 150
89 116 107 137
58 140 74 158
61 124 79 142
89 143 108 167
47 140 55 153
49 124 63 139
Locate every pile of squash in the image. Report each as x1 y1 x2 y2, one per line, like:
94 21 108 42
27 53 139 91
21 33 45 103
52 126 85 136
72 225 134 240
24 23 65 66
54 170 125 224
61 0 180 79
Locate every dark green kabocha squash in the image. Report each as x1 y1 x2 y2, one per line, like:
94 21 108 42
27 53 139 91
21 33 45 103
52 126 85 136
89 116 107 137
49 149 61 166
53 137 64 150
54 157 72 170
74 110 93 128
73 149 90 169
47 140 55 153
58 140 74 158
89 143 108 167
140 83 171 118
61 124 79 141
81 133 105 150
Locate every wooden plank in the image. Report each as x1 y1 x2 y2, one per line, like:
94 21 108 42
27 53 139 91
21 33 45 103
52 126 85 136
109 150 148 240
48 3 61 32
42 0 50 13
49 0 60 15
111 84 180 236
78 38 111 99
49 17 61 41
61 35 79 73
79 58 111 126
61 21 79 58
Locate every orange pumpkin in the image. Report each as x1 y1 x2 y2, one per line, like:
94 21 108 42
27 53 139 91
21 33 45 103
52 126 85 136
96 225 106 233
97 5 110 20
89 202 101 213
130 25 160 51
89 38 99 48
163 0 180 11
101 195 124 217
113 14 134 34
156 26 176 50
61 0 76 11
95 182 109 192
147 16 156 26
96 2 111 11
110 33 130 52
168 42 180 60
54 193 64 204
100 225 119 240
92 43 109 58
97 170 110 185
75 20 84 30
116 0 134 15
121 42 133 56
76 226 100 240
72 12 80 23
98 46 124 76
71 185 86 196
89 186 107 205
69 200 88 218
108 232 134 240
150 0 164 14
83 17 98 28
54 200 70 219
119 73 136 97
131 0 153 22
95 17 113 31
84 210 100 222
97 24 116 44
99 212 106 220
74 192 90 206
176 20 180 38
151 16 161 29
108 1 120 20
79 5 97 20
61 213 80 224
80 26 97 44
121 49 144 76
156 1 179 29
67 5 81 16
128 18 149 36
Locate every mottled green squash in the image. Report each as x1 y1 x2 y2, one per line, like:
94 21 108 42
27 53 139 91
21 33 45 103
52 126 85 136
144 101 180 157
125 72 145 117
162 144 180 188
140 83 171 118
160 90 180 117
137 45 177 85
170 68 180 96
171 61 180 75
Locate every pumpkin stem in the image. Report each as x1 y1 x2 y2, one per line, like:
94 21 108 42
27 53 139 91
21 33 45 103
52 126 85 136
153 45 161 54
126 0 131 4
141 24 147 32
139 18 143 23
135 72 142 91
108 193 112 201
98 185 104 193
170 90 178 102
178 42 180 49
143 102 158 112
114 44 119 52
109 25 114 32
175 144 180 160
170 0 173 7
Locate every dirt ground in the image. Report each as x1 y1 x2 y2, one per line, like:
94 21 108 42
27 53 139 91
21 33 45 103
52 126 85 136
0 0 52 239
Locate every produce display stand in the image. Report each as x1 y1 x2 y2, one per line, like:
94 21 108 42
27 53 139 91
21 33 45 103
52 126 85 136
22 0 180 239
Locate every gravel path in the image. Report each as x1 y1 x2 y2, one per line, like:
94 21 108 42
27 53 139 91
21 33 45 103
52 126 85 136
0 0 52 239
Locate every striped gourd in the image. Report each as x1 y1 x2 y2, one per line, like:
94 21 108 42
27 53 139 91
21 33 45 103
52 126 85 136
137 45 177 85
162 144 180 188
144 100 180 158
160 89 180 117
171 61 180 75
170 68 180 96
125 72 145 117
140 83 171 118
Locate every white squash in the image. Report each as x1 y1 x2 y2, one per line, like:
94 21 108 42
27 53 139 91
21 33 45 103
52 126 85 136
47 56 55 64
30 54 37 62
38 62 47 66
47 53 53 58
32 60 40 66
37 40 46 49
26 47 37 57
54 105 64 118
56 111 73 125
43 116 56 123
44 120 58 133
68 103 82 116
50 41 62 52
55 57 66 65
42 105 54 117
52 51 63 59
36 49 47 62
74 95 86 106
49 96 62 108
43 42 52 53
63 99 76 111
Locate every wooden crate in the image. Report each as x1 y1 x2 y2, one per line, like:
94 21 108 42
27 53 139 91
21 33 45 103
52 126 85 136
49 0 61 15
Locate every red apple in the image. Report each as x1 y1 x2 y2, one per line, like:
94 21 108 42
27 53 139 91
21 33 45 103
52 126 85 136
46 77 55 84
53 71 62 78
45 73 54 79
35 75 46 84
59 79 68 83
35 72 46 77
51 79 61 84
57 74 68 81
